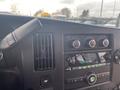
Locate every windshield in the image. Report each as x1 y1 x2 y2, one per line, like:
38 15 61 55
0 0 120 28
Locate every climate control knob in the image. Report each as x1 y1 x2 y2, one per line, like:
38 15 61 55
86 73 97 85
102 38 110 48
72 40 81 49
88 39 96 48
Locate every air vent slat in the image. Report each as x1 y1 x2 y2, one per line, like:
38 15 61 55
47 35 50 69
34 33 54 71
50 35 54 69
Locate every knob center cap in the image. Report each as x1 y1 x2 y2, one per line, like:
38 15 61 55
88 39 96 48
87 73 97 85
89 76 96 83
72 40 81 49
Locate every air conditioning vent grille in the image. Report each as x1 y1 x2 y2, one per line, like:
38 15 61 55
33 33 54 71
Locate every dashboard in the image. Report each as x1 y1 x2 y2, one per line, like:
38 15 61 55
0 15 120 90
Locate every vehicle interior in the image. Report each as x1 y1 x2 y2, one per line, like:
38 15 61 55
1 0 120 90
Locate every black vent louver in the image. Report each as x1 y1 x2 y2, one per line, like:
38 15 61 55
33 33 54 71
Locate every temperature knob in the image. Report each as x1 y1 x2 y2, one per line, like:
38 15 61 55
88 39 96 48
102 38 110 48
86 73 97 85
72 40 81 49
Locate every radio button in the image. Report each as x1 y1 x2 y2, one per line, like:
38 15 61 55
87 65 91 68
83 66 87 69
75 54 85 64
114 49 120 64
65 67 72 71
67 56 76 65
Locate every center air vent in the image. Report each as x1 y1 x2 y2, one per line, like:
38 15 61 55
33 33 54 71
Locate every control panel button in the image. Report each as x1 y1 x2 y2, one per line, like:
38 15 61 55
88 39 96 48
66 77 84 84
103 52 112 62
75 54 85 64
114 49 120 64
40 76 51 88
72 40 81 49
98 52 108 63
67 56 76 65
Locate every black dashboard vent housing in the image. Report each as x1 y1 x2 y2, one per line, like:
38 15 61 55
33 33 55 71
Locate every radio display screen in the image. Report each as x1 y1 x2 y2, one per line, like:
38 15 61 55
82 53 98 64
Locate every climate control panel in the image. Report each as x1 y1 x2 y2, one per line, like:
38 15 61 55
64 34 112 51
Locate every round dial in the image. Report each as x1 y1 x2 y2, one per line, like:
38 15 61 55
86 73 97 85
102 38 110 48
72 40 81 49
88 39 96 48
